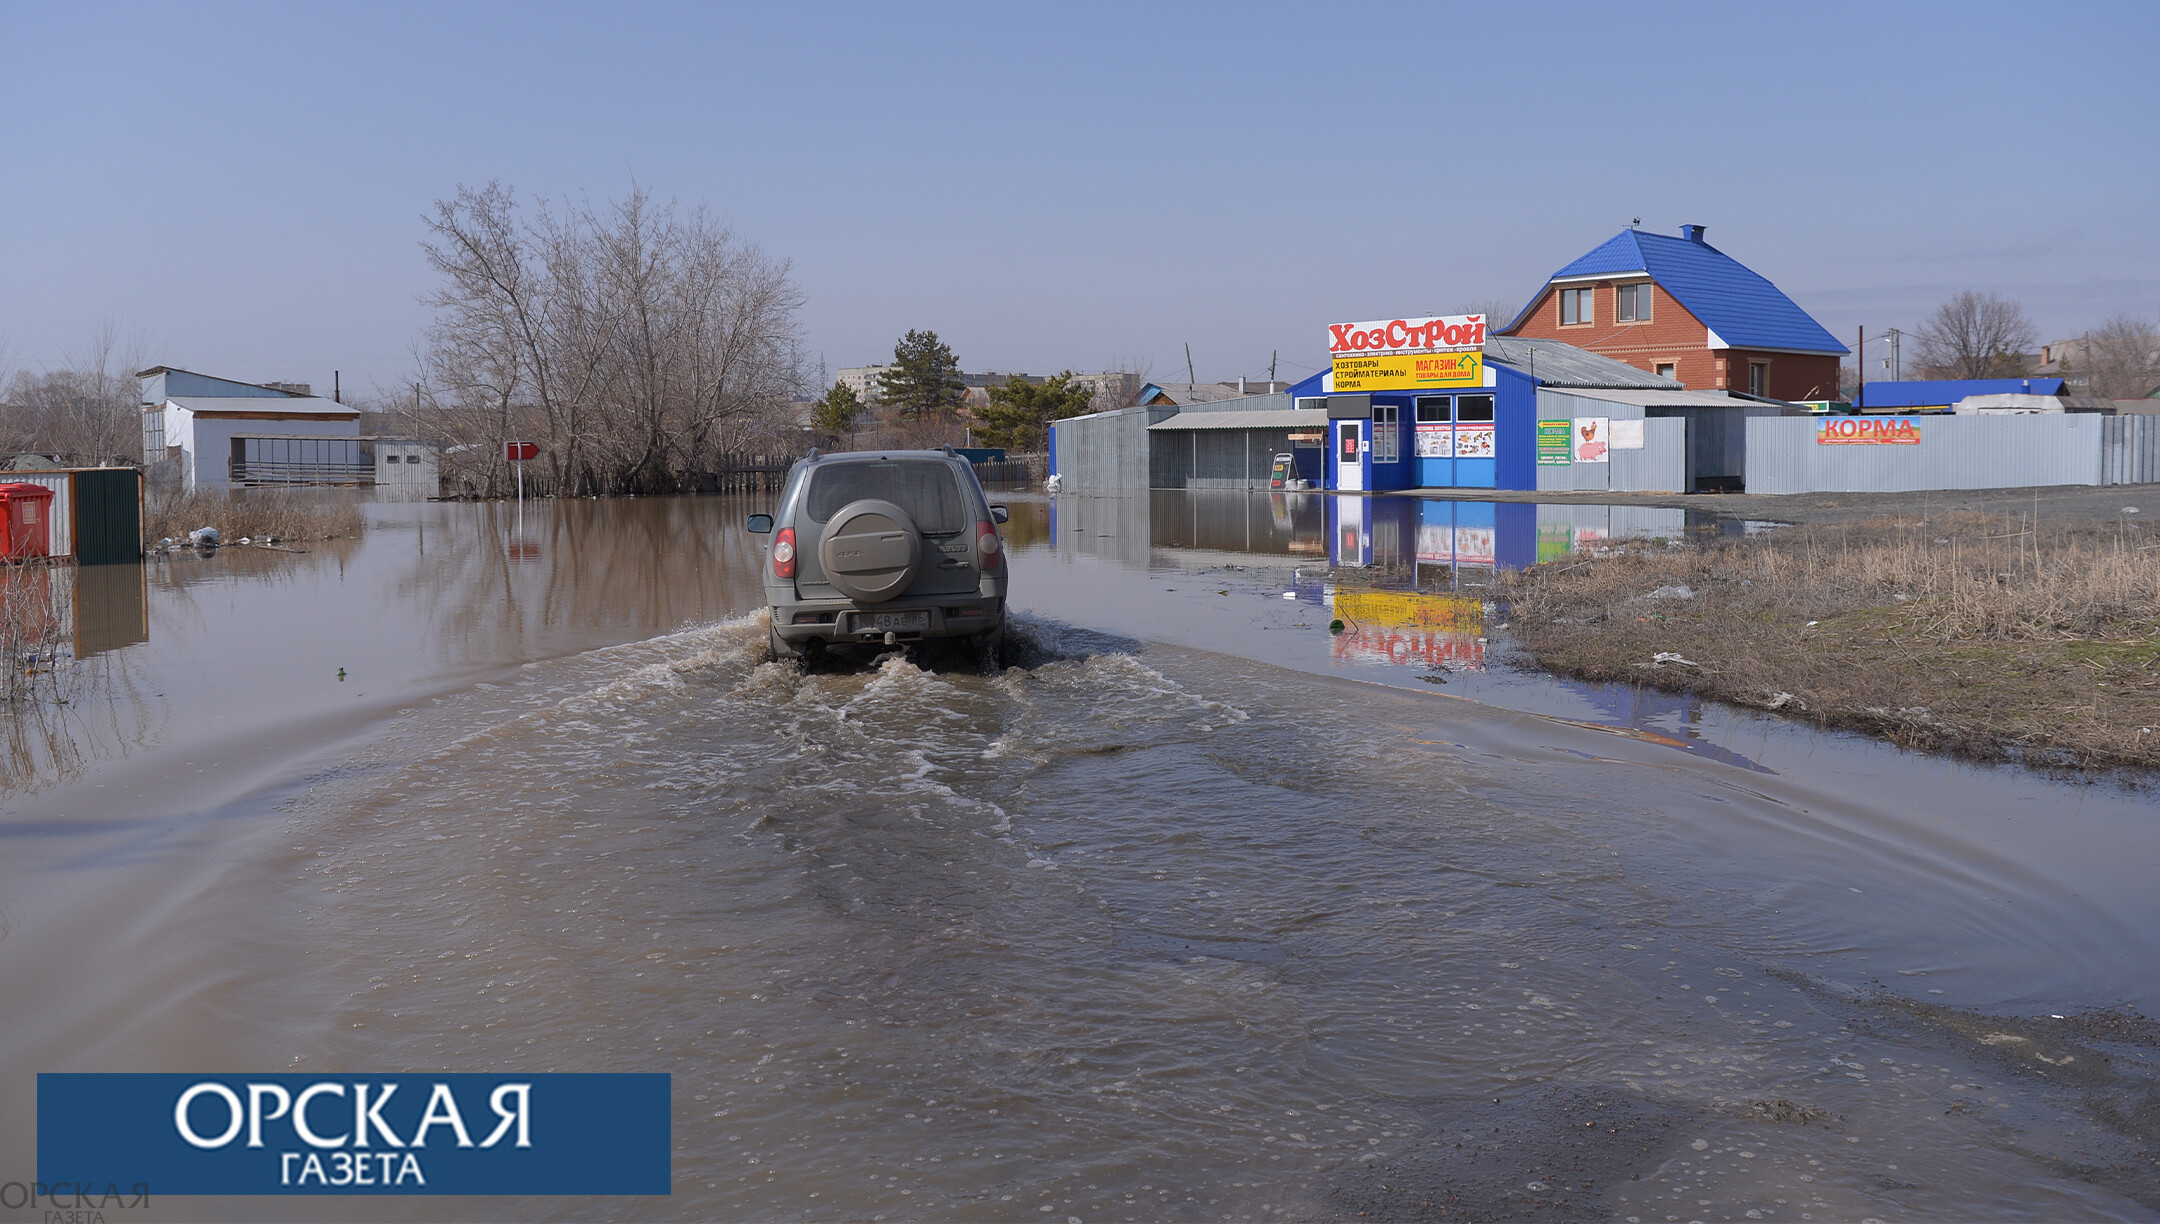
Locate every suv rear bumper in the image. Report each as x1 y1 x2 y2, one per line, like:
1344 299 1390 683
769 592 1005 645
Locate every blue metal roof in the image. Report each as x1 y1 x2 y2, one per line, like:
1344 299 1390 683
1856 378 2064 409
1509 227 1848 356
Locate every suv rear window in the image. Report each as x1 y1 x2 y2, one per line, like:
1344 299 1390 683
806 461 967 534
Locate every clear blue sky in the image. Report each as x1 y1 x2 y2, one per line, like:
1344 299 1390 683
3 1 2154 397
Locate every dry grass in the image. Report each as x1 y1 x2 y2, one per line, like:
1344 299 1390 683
144 488 363 544
1499 512 2160 773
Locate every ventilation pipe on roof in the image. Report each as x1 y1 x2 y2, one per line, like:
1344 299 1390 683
1681 224 1707 244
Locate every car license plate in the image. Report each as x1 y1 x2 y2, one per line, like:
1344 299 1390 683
870 612 927 632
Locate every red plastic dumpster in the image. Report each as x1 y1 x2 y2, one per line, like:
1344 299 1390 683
0 483 56 560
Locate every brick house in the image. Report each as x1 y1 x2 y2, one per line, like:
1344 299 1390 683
1501 225 1847 402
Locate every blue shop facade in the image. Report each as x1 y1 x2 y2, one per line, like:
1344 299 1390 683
1286 349 1541 493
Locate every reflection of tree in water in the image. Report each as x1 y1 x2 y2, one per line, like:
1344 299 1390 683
0 562 161 797
383 497 771 666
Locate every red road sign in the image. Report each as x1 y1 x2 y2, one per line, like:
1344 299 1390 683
505 441 540 462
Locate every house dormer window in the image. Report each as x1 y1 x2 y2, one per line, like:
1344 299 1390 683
1616 283 1653 322
1560 287 1593 326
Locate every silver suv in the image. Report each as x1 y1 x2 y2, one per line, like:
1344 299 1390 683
747 449 1010 662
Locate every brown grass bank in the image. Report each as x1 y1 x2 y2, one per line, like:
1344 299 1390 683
144 488 363 545
1497 512 2160 773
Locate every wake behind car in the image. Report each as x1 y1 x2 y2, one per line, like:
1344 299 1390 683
747 448 1010 662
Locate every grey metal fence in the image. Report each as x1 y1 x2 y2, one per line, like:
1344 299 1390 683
1535 417 1685 493
1052 407 1159 491
1745 415 2105 494
2102 415 2160 486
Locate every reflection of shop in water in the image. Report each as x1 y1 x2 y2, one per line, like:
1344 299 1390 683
1330 588 1487 670
1326 497 1538 580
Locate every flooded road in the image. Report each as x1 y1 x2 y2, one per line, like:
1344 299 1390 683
4 492 2158 1221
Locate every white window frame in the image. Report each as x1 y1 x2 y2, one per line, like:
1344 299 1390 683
1372 403 1400 463
1559 287 1593 326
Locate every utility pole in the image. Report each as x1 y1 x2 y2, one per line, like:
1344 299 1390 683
1856 326 1864 407
1185 342 1196 386
1270 349 1278 384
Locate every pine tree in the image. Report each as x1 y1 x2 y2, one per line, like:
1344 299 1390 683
972 371 1094 451
810 381 863 434
876 330 965 419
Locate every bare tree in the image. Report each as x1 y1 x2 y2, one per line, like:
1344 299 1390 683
418 182 806 497
2078 313 2160 400
1085 360 1152 414
1913 291 2036 380
0 323 144 465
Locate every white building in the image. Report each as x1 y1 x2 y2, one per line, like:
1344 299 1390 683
835 365 895 404
372 436 441 499
141 367 361 490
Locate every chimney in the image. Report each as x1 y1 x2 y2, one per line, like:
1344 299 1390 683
1238 375 1247 394
1680 224 1706 244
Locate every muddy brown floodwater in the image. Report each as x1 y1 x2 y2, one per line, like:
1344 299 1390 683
4 491 2159 1222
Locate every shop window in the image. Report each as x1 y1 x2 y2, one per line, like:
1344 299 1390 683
1372 404 1399 463
1415 397 1450 423
1616 283 1652 322
1455 395 1495 423
1560 288 1592 326
1749 362 1768 396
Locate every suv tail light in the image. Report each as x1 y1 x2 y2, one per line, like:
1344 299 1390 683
976 520 1002 570
772 527 797 578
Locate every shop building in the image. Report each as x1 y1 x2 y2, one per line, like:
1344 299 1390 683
1284 331 1686 493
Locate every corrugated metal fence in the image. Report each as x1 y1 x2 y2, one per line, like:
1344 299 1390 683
1052 407 1162 491
1535 416 1686 493
2103 415 2160 485
1745 415 2116 494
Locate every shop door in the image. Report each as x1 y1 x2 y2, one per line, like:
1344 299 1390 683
1335 420 1365 492
1453 394 1497 488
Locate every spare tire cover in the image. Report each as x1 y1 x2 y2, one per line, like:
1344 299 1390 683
817 499 922 603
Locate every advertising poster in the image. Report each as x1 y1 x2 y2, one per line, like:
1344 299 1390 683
1415 522 1450 562
1331 351 1483 393
1609 418 1645 449
1537 419 1572 465
1452 526 1496 565
1817 416 1922 445
1537 525 1574 563
1414 424 1451 458
1573 417 1610 463
1453 424 1495 459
